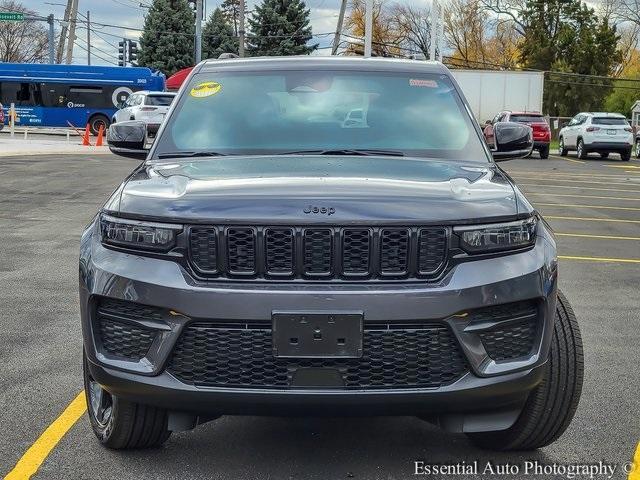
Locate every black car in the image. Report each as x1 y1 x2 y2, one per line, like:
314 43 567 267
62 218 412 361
81 57 583 451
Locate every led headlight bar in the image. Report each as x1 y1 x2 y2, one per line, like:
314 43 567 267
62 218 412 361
454 216 537 253
100 214 182 252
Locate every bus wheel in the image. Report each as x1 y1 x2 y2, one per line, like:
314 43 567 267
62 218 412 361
89 114 110 136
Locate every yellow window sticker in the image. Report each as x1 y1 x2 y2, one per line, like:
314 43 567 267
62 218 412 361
190 81 222 98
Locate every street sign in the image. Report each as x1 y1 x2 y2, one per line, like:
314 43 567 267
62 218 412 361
0 12 24 21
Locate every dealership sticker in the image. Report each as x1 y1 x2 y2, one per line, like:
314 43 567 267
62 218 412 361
409 78 438 88
190 81 222 98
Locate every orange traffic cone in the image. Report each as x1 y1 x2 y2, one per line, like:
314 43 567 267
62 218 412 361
82 124 91 146
96 125 104 147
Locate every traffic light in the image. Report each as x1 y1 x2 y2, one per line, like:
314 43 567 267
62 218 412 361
118 40 126 67
128 41 138 64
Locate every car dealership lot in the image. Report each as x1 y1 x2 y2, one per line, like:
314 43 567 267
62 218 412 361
0 153 638 479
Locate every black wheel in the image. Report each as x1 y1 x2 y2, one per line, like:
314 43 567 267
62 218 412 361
599 152 609 159
635 140 640 159
88 114 110 136
83 354 171 449
467 290 584 451
576 139 587 159
621 149 631 162
538 145 549 159
558 137 568 156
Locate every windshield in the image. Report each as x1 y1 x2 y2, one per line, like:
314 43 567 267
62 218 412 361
145 95 175 106
152 70 489 162
592 117 627 126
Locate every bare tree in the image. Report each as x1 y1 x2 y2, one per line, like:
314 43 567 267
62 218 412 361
390 4 432 58
345 0 404 56
477 0 526 35
0 0 50 63
444 0 489 67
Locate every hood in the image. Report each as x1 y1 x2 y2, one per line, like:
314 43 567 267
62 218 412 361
112 156 520 224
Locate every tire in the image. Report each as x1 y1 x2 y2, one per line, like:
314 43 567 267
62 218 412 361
558 137 568 156
83 354 171 449
538 145 549 159
635 140 640 159
576 139 587 159
88 114 110 136
621 149 631 162
467 290 584 451
599 152 609 159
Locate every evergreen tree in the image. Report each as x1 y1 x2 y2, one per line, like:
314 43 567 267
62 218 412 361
220 0 247 36
138 0 195 76
518 0 620 116
247 0 317 56
202 8 238 59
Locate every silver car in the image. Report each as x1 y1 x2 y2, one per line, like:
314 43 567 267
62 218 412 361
112 91 176 126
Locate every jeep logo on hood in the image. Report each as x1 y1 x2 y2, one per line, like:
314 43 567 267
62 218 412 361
304 205 335 216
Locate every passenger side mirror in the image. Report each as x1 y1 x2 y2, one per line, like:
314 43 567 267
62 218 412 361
491 121 533 162
107 121 149 160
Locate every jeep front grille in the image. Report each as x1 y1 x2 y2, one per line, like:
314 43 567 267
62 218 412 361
188 226 448 281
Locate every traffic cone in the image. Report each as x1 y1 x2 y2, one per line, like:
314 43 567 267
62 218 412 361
96 125 104 147
82 124 91 146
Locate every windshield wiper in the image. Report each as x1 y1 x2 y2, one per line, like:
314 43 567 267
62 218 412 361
276 148 404 157
157 151 227 159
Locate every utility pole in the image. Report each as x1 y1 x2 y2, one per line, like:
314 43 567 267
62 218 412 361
364 0 373 57
238 0 245 57
65 0 79 64
331 0 347 55
429 0 437 61
437 7 443 61
47 14 55 64
194 0 203 62
56 0 72 63
86 10 91 65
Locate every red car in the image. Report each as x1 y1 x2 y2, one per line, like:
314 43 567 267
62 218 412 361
484 111 551 159
0 102 5 131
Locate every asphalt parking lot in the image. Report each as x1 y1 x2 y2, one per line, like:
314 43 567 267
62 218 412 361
0 151 638 480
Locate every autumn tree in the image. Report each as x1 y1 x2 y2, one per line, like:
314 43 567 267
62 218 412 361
390 4 432 58
0 0 51 63
346 0 403 56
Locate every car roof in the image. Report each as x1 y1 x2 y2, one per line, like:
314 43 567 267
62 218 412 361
589 112 625 117
198 56 449 75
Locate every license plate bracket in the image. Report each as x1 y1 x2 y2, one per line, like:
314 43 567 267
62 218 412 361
272 312 363 358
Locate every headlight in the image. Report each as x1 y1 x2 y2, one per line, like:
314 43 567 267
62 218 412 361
100 214 181 252
454 217 537 253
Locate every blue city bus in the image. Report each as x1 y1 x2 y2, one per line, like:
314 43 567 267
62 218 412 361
0 63 165 134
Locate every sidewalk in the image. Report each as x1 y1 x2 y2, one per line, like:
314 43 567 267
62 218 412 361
0 136 111 157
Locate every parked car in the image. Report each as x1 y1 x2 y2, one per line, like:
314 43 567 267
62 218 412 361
558 112 633 161
87 57 583 452
112 91 176 126
0 102 4 131
484 111 550 158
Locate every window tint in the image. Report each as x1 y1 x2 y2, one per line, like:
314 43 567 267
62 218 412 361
155 71 488 162
0 82 37 106
39 82 68 107
592 117 627 125
145 95 174 106
510 114 545 123
67 86 107 108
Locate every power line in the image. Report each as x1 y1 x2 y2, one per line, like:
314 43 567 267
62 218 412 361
72 40 118 65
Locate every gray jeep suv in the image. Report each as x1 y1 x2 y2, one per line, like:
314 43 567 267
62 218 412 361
80 57 583 451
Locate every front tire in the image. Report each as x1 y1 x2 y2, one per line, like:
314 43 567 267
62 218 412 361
83 354 171 449
635 140 640 159
576 139 587 159
467 290 584 451
558 137 568 156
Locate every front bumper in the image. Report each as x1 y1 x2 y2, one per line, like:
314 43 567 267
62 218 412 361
80 222 558 430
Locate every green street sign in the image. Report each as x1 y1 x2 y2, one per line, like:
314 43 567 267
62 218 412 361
0 12 24 21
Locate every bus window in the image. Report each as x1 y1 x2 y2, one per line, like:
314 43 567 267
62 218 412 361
40 83 68 107
0 82 36 106
67 86 106 108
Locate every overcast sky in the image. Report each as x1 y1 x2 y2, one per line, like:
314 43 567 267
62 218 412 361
21 0 345 65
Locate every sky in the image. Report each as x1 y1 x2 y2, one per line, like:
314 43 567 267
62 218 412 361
21 0 346 65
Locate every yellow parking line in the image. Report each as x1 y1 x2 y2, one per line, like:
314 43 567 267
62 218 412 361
559 255 640 264
608 165 640 169
629 443 640 480
548 154 585 164
524 192 640 202
520 184 640 194
556 232 640 241
4 391 86 480
546 215 640 224
512 170 638 179
516 176 640 187
535 203 640 212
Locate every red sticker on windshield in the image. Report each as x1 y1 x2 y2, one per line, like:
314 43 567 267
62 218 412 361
409 79 438 88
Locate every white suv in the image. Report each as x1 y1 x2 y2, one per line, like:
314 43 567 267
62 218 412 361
558 112 633 161
112 91 176 126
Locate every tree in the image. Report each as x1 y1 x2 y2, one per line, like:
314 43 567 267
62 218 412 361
220 0 247 36
605 49 640 115
247 0 317 56
346 0 403 56
0 0 50 63
202 8 238 59
138 0 194 76
390 4 432 58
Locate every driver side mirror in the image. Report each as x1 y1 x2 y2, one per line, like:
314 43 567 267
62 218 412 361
491 121 533 162
107 121 149 160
